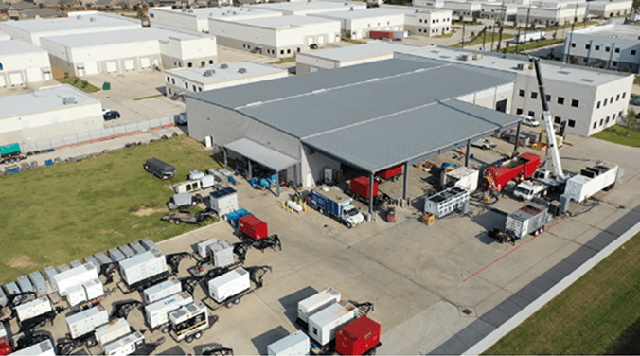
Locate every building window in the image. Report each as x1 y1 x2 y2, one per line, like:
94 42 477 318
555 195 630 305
596 101 600 109
280 49 284 55
623 92 626 99
528 111 535 117
615 47 620 53
612 62 617 67
168 89 171 95
593 122 597 129
605 46 610 52
568 119 576 128
571 99 579 107
166 76 170 82
585 44 590 49
185 83 188 89
554 116 561 123
209 60 214 64
600 119 604 126
632 50 637 55
516 108 523 115
243 44 246 48
531 92 538 99
192 85 196 91
199 87 202 92
616 94 620 101
287 49 291 54
606 116 610 123
171 78 175 84
201 61 205 67
545 95 550 102
604 98 607 106
571 43 576 48
595 45 600 50
557 97 564 105
419 19 422 23
418 29 422 32
187 62 192 68
247 45 251 49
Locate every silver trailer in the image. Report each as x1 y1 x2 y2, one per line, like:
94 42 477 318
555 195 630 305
108 248 126 262
15 296 51 322
141 238 158 251
58 264 70 273
83 256 100 270
17 275 34 294
129 241 146 255
145 292 193 330
118 245 136 259
506 204 550 239
208 268 250 304
5 281 21 296
95 318 131 347
268 330 310 356
143 278 182 305
103 331 145 356
308 300 358 346
210 240 234 268
70 259 82 269
423 186 470 219
93 252 113 266
118 249 167 287
43 266 58 292
29 271 48 296
65 305 109 340
297 288 341 325
9 339 55 356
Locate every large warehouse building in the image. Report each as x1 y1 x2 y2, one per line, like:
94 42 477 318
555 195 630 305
0 11 141 46
563 24 640 73
0 40 52 88
296 43 633 136
0 84 102 145
40 27 217 77
185 59 521 214
149 6 282 33
249 0 367 16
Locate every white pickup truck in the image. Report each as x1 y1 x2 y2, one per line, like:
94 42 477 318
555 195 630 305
513 180 549 201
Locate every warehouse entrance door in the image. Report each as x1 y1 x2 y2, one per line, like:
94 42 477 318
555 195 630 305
125 60 134 71
85 61 98 75
106 62 117 73
9 72 23 86
26 67 42 82
495 99 507 113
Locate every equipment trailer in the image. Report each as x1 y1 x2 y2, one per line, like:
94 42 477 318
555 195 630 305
203 266 271 311
168 301 219 344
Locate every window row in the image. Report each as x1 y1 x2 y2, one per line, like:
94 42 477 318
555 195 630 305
368 21 391 27
418 27 449 33
515 108 577 128
592 112 622 130
418 17 450 24
571 43 636 56
596 92 626 109
518 89 579 107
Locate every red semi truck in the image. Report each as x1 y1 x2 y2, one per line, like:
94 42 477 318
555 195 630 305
484 152 541 191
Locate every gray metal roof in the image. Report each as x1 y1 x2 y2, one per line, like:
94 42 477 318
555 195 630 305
1 84 98 119
225 138 298 171
0 39 47 56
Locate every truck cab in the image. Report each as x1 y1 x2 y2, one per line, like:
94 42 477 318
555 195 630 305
342 206 364 229
513 181 548 201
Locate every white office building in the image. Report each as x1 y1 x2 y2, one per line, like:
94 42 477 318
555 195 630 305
0 40 52 88
149 6 282 33
588 0 632 18
404 8 453 36
40 27 217 77
208 15 341 58
295 43 633 136
563 24 640 73
0 84 102 145
0 11 141 46
248 0 367 16
165 61 289 97
309 8 412 40
515 4 587 27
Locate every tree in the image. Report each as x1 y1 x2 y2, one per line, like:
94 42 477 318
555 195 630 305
621 109 638 136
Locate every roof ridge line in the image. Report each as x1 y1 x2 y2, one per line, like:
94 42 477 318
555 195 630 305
234 62 450 110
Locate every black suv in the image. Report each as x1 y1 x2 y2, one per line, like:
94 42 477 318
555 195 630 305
103 110 120 120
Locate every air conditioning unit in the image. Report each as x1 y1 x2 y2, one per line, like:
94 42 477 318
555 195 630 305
62 97 77 105
238 68 247 74
220 63 228 69
203 69 215 77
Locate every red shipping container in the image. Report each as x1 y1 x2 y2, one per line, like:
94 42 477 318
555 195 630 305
369 30 393 40
335 316 381 356
350 176 379 200
0 337 11 356
238 215 268 241
377 164 402 179
484 152 541 191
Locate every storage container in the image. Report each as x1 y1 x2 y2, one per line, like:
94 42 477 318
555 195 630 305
65 305 109 339
17 275 33 293
239 215 268 241
145 292 193 329
66 284 87 307
335 316 381 356
69 259 82 269
93 252 113 266
377 164 402 179
143 279 182 304
267 330 310 356
308 300 358 346
118 245 135 259
103 331 144 356
108 248 126 262
118 249 167 286
95 318 130 347
9 339 55 356
210 240 234 268
208 268 250 303
298 288 341 324
82 278 104 300
15 296 51 322
51 263 99 296
129 241 146 255
140 238 158 251
349 176 378 200
205 187 238 216
28 271 48 296
196 239 218 259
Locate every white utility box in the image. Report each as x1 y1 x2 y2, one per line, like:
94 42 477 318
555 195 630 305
267 330 310 356
66 305 109 340
143 278 182 305
118 249 167 287
298 288 341 325
207 268 250 303
145 292 193 330
95 318 131 348
15 296 51 322
308 300 358 346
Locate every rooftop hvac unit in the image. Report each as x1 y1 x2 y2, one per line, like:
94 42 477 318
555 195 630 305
76 15 81 19
90 17 96 22
472 54 483 60
62 97 77 105
517 63 534 70
188 9 193 12
238 68 247 74
182 8 187 11
220 63 228 69
460 54 470 61
203 69 215 77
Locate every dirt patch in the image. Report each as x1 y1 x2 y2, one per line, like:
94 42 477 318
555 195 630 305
8 255 36 269
132 207 167 217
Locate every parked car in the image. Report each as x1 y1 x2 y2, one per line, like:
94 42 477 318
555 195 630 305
520 115 540 127
629 97 640 106
470 138 496 150
176 113 187 125
310 44 318 49
103 110 120 120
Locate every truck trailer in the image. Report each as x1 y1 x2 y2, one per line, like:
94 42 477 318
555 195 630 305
145 292 193 331
297 288 341 328
503 203 550 240
560 162 623 212
118 249 169 294
309 188 364 229
511 30 546 43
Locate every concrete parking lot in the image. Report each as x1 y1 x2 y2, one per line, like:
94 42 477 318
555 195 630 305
5 125 638 355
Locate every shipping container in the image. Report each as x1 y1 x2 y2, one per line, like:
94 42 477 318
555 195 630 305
143 279 182 304
196 239 218 259
9 339 55 356
141 238 158 251
93 252 113 266
28 271 48 296
377 164 402 180
118 249 168 287
308 300 358 346
65 305 109 339
298 288 341 324
145 292 193 329
129 241 146 255
208 268 250 303
70 259 82 269
95 318 130 347
103 331 145 356
267 330 310 356
239 215 268 241
108 248 126 262
66 284 87 307
17 275 34 294
82 278 104 300
118 245 136 259
209 240 235 268
206 187 239 216
15 296 51 322
335 316 381 356
349 176 378 200
51 263 99 296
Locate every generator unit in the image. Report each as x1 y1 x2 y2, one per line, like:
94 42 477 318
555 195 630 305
9 339 55 356
65 305 109 340
267 330 310 356
208 268 251 304
95 318 131 348
50 263 99 297
196 239 218 259
168 301 209 342
102 331 145 356
14 296 51 323
308 300 358 346
118 249 168 292
423 186 470 219
297 288 341 326
145 292 193 330
143 279 182 305
209 241 235 268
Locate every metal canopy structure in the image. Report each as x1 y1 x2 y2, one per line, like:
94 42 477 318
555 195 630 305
224 138 298 171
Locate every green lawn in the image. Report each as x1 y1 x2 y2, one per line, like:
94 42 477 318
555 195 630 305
485 232 640 355
56 76 101 93
453 32 514 48
500 38 564 53
593 124 640 147
0 135 222 284
268 57 296 64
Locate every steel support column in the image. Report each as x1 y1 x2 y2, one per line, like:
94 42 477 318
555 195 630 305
514 121 522 152
369 172 374 220
276 170 280 197
293 164 299 188
402 162 409 201
223 149 228 170
465 140 471 167
248 160 252 180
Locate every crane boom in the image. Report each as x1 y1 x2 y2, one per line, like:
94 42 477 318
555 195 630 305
529 57 565 180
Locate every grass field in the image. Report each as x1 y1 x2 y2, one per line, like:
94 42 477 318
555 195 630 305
56 76 100 93
593 124 640 147
500 39 565 53
0 135 222 284
453 32 514 48
485 232 640 355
